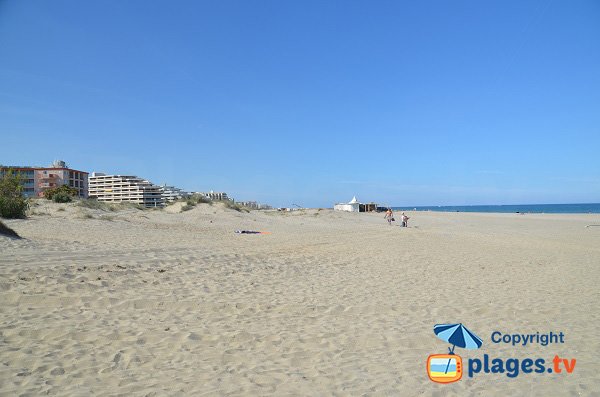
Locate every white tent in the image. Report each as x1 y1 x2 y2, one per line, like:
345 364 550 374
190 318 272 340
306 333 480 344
334 196 360 212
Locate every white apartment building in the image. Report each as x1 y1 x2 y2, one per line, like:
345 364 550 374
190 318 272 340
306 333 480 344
88 173 164 208
199 190 231 201
159 184 189 202
237 201 273 210
238 201 259 209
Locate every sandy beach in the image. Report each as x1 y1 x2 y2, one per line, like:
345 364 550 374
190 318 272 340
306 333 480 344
1 202 599 396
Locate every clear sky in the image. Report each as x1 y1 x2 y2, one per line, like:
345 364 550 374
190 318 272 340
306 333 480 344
1 1 599 207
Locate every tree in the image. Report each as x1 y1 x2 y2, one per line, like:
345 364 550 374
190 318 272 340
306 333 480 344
0 167 29 218
44 184 79 202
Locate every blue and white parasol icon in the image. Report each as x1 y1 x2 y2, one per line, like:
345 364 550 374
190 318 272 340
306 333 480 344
433 323 483 375
433 323 483 354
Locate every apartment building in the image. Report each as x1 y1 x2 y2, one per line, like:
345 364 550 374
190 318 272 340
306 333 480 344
159 184 189 202
200 190 231 201
0 160 88 198
237 201 273 210
88 173 164 208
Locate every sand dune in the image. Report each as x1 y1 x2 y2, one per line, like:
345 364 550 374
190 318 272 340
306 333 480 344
1 201 599 395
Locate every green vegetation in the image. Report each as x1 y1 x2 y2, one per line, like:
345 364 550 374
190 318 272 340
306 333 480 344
44 185 78 203
53 193 72 203
223 200 250 213
0 168 29 219
76 198 145 211
169 194 214 212
0 220 21 239
175 196 249 213
181 204 194 211
185 194 212 205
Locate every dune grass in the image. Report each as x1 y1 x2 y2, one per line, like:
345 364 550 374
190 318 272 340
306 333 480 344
76 198 145 211
222 200 250 213
181 204 194 212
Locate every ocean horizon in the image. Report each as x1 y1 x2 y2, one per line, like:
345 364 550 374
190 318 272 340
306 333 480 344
391 203 600 214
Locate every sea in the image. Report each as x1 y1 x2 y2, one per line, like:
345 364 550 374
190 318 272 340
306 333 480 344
391 203 600 214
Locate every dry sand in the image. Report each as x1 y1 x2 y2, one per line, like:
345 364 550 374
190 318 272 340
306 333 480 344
1 201 599 396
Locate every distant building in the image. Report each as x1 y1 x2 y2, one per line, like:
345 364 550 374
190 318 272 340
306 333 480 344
159 184 189 202
200 190 231 201
88 172 164 208
334 196 378 212
0 160 88 198
238 200 258 209
237 201 273 210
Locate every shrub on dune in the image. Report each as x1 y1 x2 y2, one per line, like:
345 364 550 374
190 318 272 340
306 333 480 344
222 200 250 213
52 192 73 203
181 204 194 212
77 198 145 211
0 168 29 219
43 185 78 202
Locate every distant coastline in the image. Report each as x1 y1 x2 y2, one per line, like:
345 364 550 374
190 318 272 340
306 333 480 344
392 203 600 214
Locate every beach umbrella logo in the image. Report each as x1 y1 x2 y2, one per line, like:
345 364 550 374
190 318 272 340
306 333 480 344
427 323 483 384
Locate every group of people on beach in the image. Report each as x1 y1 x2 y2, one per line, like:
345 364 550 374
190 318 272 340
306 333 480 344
384 209 409 227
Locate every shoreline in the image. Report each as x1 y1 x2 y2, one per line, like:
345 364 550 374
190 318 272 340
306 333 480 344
389 202 600 213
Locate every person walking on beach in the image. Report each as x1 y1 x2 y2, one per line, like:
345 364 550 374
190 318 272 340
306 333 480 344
401 212 410 227
384 208 394 226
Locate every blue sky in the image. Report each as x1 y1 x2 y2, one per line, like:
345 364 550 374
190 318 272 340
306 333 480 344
1 1 599 207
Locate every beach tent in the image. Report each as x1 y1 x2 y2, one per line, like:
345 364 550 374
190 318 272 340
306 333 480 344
334 196 361 212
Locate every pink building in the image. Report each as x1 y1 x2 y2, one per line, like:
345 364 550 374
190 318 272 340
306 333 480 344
1 160 88 198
